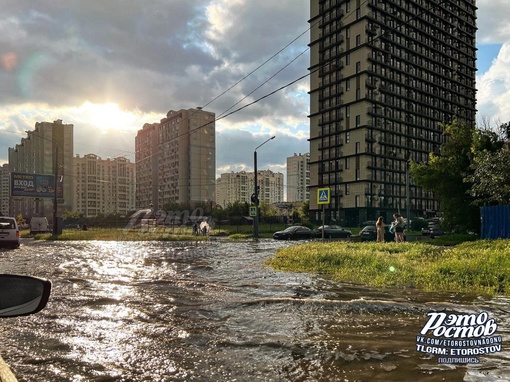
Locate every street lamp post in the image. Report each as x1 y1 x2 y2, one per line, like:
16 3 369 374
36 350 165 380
253 136 275 238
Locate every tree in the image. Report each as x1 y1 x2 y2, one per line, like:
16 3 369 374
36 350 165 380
224 201 250 221
298 200 310 222
16 214 26 228
467 122 510 206
259 200 278 218
410 120 479 231
467 148 510 205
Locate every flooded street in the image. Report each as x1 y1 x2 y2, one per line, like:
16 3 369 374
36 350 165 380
0 238 509 381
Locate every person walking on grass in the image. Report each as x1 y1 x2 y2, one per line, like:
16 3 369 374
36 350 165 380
376 216 385 242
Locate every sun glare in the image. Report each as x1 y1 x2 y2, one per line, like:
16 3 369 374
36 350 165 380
79 102 137 133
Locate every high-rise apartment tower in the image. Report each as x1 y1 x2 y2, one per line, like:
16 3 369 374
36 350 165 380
309 0 477 226
135 108 216 209
9 120 74 221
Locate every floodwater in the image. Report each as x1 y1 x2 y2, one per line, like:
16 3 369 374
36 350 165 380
0 238 509 381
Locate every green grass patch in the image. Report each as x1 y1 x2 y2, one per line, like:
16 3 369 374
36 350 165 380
31 228 200 241
266 240 510 296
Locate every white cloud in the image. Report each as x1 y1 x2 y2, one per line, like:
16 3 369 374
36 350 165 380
477 43 510 124
477 0 510 43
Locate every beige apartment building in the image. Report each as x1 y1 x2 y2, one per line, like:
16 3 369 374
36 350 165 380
135 108 216 209
0 164 10 216
8 120 74 221
73 154 135 217
216 170 284 208
286 153 310 203
309 0 477 226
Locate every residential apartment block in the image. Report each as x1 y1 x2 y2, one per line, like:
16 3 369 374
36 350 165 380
8 120 74 221
135 108 216 209
0 164 10 216
286 153 310 202
309 0 477 226
216 170 284 208
73 154 135 217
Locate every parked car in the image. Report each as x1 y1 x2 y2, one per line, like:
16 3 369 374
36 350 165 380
315 225 352 238
0 216 20 249
273 226 316 240
359 225 397 242
422 224 444 237
30 216 49 234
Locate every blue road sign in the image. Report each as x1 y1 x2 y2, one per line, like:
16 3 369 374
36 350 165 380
318 187 330 204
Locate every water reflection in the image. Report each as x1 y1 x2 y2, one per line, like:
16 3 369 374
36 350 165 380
0 240 508 381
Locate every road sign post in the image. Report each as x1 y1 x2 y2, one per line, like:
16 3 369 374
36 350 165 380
317 188 331 240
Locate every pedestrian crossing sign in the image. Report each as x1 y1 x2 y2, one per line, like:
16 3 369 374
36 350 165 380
317 187 330 205
250 206 257 217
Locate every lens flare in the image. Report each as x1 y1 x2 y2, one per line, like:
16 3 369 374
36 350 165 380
1 52 17 71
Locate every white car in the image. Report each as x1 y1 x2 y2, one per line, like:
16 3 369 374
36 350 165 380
0 216 20 249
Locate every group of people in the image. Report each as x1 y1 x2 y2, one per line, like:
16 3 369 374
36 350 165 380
375 213 406 243
192 221 210 236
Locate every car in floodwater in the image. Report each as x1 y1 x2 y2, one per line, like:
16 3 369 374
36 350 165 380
0 216 20 249
273 226 316 240
314 225 352 239
359 225 397 242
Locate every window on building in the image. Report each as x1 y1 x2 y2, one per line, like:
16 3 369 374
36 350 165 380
346 132 350 143
356 61 361 73
345 184 350 195
355 194 360 207
355 115 361 127
356 34 361 46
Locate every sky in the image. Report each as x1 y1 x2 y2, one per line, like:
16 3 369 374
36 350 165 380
0 0 509 180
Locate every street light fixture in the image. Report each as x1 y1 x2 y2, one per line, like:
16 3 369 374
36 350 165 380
253 136 275 238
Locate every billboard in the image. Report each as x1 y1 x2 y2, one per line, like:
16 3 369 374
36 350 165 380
10 172 63 199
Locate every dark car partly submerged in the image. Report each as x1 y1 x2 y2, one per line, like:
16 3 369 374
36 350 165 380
314 225 352 239
359 225 396 242
273 226 316 240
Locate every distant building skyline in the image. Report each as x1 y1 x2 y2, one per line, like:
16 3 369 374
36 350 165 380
1 111 304 220
216 170 285 208
286 153 310 203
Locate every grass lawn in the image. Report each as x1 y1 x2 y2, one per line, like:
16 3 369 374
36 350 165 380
266 238 510 296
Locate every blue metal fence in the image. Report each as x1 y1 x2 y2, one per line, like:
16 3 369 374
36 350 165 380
481 205 510 239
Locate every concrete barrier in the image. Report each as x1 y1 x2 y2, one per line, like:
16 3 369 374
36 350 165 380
0 356 17 382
